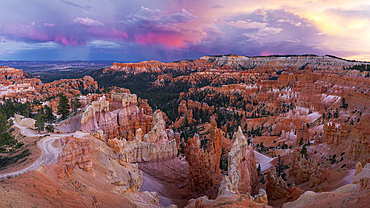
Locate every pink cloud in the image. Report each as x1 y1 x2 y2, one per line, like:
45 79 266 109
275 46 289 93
135 33 185 47
120 7 203 48
53 36 78 45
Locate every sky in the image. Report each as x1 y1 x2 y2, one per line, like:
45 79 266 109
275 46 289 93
1 0 370 62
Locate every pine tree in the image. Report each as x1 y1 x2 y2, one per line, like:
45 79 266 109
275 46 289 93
340 97 348 109
244 123 248 132
0 112 22 153
57 93 70 120
257 164 261 175
71 95 82 113
300 144 308 158
299 137 304 146
45 106 55 122
35 114 47 133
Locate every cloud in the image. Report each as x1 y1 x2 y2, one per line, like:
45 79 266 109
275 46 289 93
255 9 267 16
73 17 104 27
119 6 202 47
0 0 370 61
277 19 301 26
212 5 223 9
228 20 267 29
44 23 55 27
120 6 196 30
60 0 91 12
0 37 57 55
255 27 282 36
87 40 121 48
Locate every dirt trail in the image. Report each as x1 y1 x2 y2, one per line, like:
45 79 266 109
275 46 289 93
0 119 90 180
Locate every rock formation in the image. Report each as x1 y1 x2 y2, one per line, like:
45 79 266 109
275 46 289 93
349 131 370 164
292 152 324 186
114 93 153 141
266 168 290 200
0 66 25 81
143 110 167 145
15 114 37 130
81 100 119 138
90 129 105 142
184 120 223 195
323 122 349 145
108 110 177 164
113 137 178 163
3 54 370 207
185 134 214 194
218 126 259 196
296 122 309 145
355 162 363 176
208 120 223 174
57 92 153 142
58 137 92 178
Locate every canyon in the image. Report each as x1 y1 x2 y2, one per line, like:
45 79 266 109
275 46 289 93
0 54 370 207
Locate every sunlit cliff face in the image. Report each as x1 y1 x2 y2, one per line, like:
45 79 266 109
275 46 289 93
0 0 369 61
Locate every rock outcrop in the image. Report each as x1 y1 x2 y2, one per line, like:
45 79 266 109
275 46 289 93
58 137 92 178
291 152 324 186
323 122 349 145
266 168 290 200
0 66 25 81
81 100 118 138
114 93 153 141
15 114 37 130
355 162 363 176
110 112 177 164
184 120 223 195
208 120 223 175
57 92 153 141
90 129 105 142
143 110 167 145
218 126 259 196
113 137 178 163
348 129 370 164
185 134 214 194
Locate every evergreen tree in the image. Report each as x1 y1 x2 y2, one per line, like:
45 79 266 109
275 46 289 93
244 123 248 132
0 112 22 153
299 137 304 146
57 93 70 120
45 106 55 122
71 95 82 113
340 97 348 109
300 144 308 158
35 114 47 133
257 164 261 175
274 155 286 177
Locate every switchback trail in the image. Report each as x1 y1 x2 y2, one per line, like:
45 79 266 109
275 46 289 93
0 119 89 180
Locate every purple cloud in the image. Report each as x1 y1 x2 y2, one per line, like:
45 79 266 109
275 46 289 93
212 5 223 9
119 7 201 47
44 23 55 27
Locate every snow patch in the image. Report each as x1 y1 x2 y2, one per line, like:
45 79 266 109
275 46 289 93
254 150 274 172
321 94 341 103
306 112 321 123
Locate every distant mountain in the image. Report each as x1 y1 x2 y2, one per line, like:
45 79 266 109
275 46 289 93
0 60 114 83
